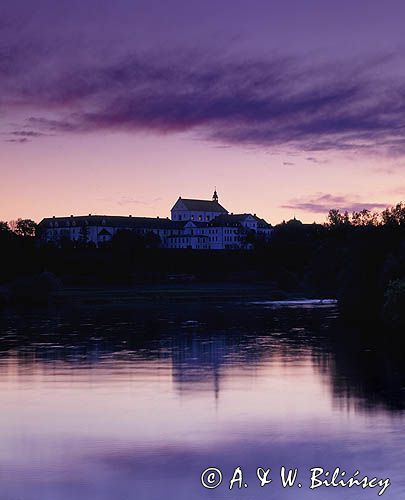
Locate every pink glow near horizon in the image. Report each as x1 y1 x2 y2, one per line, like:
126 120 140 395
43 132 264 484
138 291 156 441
1 131 403 225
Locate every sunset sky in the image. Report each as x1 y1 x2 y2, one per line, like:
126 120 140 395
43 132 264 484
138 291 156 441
1 0 405 224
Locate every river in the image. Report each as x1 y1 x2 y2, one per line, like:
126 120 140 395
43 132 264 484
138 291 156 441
0 299 404 499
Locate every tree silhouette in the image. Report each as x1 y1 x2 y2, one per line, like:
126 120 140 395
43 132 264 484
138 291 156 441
78 223 89 244
381 202 405 227
9 218 37 237
326 209 350 227
0 221 10 232
351 209 379 226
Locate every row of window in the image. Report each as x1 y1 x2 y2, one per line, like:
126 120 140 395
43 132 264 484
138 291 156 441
49 219 109 228
174 214 213 221
47 227 268 242
169 245 210 249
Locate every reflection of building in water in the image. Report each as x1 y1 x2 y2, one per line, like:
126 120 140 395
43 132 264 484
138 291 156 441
170 334 230 399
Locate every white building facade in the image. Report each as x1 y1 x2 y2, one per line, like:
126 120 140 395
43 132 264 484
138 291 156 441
171 190 228 222
39 191 272 250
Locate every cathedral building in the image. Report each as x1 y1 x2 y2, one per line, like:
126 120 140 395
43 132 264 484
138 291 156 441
171 190 228 222
38 191 272 250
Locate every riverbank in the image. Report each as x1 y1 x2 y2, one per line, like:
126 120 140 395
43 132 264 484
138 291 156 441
51 283 306 306
0 277 326 309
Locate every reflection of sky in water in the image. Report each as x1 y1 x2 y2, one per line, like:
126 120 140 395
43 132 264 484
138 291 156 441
0 303 404 499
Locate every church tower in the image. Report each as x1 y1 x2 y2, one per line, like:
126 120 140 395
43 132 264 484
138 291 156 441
212 189 219 202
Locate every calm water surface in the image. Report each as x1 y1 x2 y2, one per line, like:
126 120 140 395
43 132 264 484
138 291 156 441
0 300 404 499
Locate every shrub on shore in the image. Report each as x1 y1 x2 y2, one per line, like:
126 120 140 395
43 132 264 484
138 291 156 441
382 279 405 327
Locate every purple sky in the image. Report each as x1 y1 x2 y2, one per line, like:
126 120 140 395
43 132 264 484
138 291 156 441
1 0 405 223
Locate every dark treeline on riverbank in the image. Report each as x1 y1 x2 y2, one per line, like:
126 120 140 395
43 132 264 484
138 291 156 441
1 204 405 327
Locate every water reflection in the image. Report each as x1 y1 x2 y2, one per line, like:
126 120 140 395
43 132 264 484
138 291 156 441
0 302 404 499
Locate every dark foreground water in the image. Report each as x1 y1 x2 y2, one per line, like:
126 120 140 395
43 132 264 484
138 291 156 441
0 299 404 499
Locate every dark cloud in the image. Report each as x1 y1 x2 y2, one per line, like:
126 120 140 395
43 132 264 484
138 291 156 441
5 137 29 143
283 161 295 166
10 130 46 137
2 49 405 154
282 193 389 214
306 157 328 164
27 117 79 132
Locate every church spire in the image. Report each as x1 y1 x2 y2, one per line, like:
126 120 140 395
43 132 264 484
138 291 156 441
212 188 218 202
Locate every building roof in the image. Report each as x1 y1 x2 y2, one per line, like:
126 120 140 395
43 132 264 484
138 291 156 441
172 198 228 213
252 216 272 229
98 228 112 236
184 220 210 228
209 213 272 228
39 215 185 230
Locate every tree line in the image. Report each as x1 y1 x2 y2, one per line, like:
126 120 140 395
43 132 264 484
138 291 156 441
0 218 37 237
1 204 405 327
